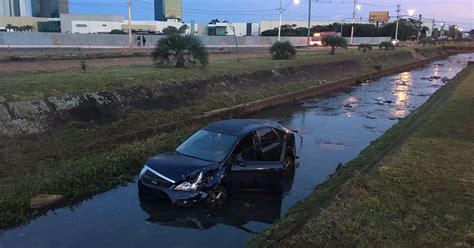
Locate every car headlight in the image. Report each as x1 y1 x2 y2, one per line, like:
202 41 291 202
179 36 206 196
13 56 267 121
174 172 204 191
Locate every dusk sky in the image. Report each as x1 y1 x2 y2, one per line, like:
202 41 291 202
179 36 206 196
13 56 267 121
70 0 473 30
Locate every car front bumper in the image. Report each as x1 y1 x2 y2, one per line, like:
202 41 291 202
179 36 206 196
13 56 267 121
138 180 208 207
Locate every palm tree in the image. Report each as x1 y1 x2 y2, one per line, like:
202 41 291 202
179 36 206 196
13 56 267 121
270 41 296 59
152 34 209 68
323 36 348 55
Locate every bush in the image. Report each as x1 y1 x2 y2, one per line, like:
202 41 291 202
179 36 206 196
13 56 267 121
110 29 127 34
418 37 436 47
270 41 296 60
379 41 395 50
358 44 373 52
151 34 209 68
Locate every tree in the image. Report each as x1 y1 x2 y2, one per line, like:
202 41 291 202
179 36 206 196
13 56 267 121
162 26 180 35
178 24 189 34
323 36 348 55
208 19 221 25
151 34 209 68
270 41 296 60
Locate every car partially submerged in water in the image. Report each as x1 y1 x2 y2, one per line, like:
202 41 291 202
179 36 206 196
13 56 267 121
138 119 297 206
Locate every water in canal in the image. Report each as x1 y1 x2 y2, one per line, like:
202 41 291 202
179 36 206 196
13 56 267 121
1 53 473 248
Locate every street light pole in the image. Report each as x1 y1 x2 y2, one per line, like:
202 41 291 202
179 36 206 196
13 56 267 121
128 0 132 48
278 0 283 41
350 0 356 45
306 0 312 48
395 4 400 40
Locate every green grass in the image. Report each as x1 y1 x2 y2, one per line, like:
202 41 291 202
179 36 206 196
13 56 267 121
248 65 474 247
0 49 408 102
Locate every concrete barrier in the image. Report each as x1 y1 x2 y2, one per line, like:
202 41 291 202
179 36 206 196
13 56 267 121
0 32 391 48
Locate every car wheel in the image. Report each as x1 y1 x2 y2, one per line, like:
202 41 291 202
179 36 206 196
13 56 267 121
206 186 228 206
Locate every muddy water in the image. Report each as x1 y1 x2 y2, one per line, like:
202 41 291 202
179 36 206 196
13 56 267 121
1 53 472 248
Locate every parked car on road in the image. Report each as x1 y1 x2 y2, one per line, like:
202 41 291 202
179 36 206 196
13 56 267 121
138 119 297 206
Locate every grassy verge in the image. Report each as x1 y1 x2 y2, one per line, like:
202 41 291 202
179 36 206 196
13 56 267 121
0 49 409 102
248 65 474 247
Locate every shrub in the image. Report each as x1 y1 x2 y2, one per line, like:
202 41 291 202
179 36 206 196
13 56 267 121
358 44 373 52
323 36 348 55
151 34 209 68
110 29 127 34
418 37 436 47
270 41 297 60
379 41 395 50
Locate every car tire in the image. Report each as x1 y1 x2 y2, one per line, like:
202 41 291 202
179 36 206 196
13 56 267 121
206 186 228 206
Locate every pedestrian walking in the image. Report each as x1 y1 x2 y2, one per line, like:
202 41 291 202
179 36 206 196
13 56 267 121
142 35 147 47
136 35 142 47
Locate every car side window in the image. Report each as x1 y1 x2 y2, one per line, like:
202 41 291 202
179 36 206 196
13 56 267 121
256 128 279 147
257 128 282 162
234 133 257 161
274 128 287 139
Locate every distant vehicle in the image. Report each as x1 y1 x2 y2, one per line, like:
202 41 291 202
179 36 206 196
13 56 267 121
138 119 297 206
310 32 339 46
391 39 401 47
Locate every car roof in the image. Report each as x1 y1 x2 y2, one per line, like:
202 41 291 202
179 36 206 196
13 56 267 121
203 119 282 137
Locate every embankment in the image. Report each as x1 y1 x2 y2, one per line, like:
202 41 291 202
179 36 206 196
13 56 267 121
0 48 451 137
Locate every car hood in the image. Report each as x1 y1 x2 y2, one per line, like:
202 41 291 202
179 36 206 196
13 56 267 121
145 152 218 182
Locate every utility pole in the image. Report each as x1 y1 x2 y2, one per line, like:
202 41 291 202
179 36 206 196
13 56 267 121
350 0 356 45
307 0 312 49
128 0 132 48
417 14 422 41
395 4 401 40
432 19 435 38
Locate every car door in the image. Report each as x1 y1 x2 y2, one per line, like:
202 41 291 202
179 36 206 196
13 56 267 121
229 130 286 191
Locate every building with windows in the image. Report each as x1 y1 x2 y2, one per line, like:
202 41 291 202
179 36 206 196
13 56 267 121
60 14 123 34
0 0 31 17
154 0 182 21
32 0 68 18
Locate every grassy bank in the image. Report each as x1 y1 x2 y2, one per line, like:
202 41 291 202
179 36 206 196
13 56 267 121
249 65 474 247
0 47 448 228
0 49 412 102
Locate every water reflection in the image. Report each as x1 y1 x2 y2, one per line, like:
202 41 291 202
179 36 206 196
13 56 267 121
139 192 284 234
391 71 412 118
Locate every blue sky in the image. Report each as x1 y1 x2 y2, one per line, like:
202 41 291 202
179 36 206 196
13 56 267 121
70 0 473 30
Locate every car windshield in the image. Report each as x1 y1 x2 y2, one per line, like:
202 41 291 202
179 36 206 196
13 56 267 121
176 130 239 162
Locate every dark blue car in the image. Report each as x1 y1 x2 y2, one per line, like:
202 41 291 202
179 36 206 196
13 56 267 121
138 119 297 206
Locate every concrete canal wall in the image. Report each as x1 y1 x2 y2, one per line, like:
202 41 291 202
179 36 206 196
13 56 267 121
0 47 457 137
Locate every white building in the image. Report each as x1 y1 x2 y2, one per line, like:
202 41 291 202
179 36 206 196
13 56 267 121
0 0 30 17
60 14 124 34
0 0 9 16
206 22 260 36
